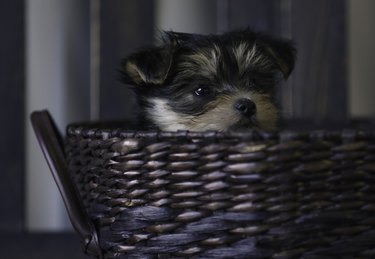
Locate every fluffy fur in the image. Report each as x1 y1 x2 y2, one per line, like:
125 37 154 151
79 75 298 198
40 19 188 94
121 29 296 131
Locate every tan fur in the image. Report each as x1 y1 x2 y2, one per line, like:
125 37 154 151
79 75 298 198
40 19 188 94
247 92 279 130
186 92 278 131
179 45 221 77
125 62 145 85
125 61 167 85
146 91 278 132
234 42 274 74
178 43 274 79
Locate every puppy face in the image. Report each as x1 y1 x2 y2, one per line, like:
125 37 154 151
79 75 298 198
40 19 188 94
121 29 296 131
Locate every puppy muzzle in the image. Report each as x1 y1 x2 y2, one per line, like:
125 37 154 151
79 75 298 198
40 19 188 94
234 98 256 118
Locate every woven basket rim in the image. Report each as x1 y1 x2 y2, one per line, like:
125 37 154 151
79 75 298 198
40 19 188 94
66 123 375 142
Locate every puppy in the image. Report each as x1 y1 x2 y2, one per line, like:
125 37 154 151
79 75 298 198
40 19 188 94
121 29 295 131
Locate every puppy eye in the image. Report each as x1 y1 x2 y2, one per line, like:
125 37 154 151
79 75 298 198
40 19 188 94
250 79 256 87
194 86 212 97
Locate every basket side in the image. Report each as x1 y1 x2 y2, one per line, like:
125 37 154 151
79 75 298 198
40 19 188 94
65 125 375 258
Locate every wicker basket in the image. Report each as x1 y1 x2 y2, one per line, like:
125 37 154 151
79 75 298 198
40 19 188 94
33 111 375 259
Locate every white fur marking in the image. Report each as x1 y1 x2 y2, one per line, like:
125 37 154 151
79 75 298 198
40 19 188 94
146 98 190 131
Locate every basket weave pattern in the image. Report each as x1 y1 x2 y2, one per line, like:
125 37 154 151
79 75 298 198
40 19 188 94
66 127 375 258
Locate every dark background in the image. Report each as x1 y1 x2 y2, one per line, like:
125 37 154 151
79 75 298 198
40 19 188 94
1 0 370 257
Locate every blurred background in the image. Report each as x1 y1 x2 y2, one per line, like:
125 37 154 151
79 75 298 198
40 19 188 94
1 0 374 257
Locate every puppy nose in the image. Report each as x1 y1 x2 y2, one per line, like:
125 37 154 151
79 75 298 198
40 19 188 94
234 98 256 117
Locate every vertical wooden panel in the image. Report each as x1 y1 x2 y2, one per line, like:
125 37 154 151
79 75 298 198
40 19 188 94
0 0 24 231
26 0 90 231
348 0 375 117
156 0 217 34
226 0 280 35
288 0 347 120
100 0 154 120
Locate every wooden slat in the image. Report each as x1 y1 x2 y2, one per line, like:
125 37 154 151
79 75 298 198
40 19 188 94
0 0 24 231
99 0 154 120
286 0 347 120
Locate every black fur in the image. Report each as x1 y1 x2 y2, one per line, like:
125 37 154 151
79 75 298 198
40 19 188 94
120 29 296 131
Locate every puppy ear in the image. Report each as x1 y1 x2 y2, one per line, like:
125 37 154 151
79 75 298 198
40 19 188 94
121 47 173 86
260 38 296 79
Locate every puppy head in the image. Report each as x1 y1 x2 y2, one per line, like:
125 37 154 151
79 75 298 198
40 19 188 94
121 29 296 131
